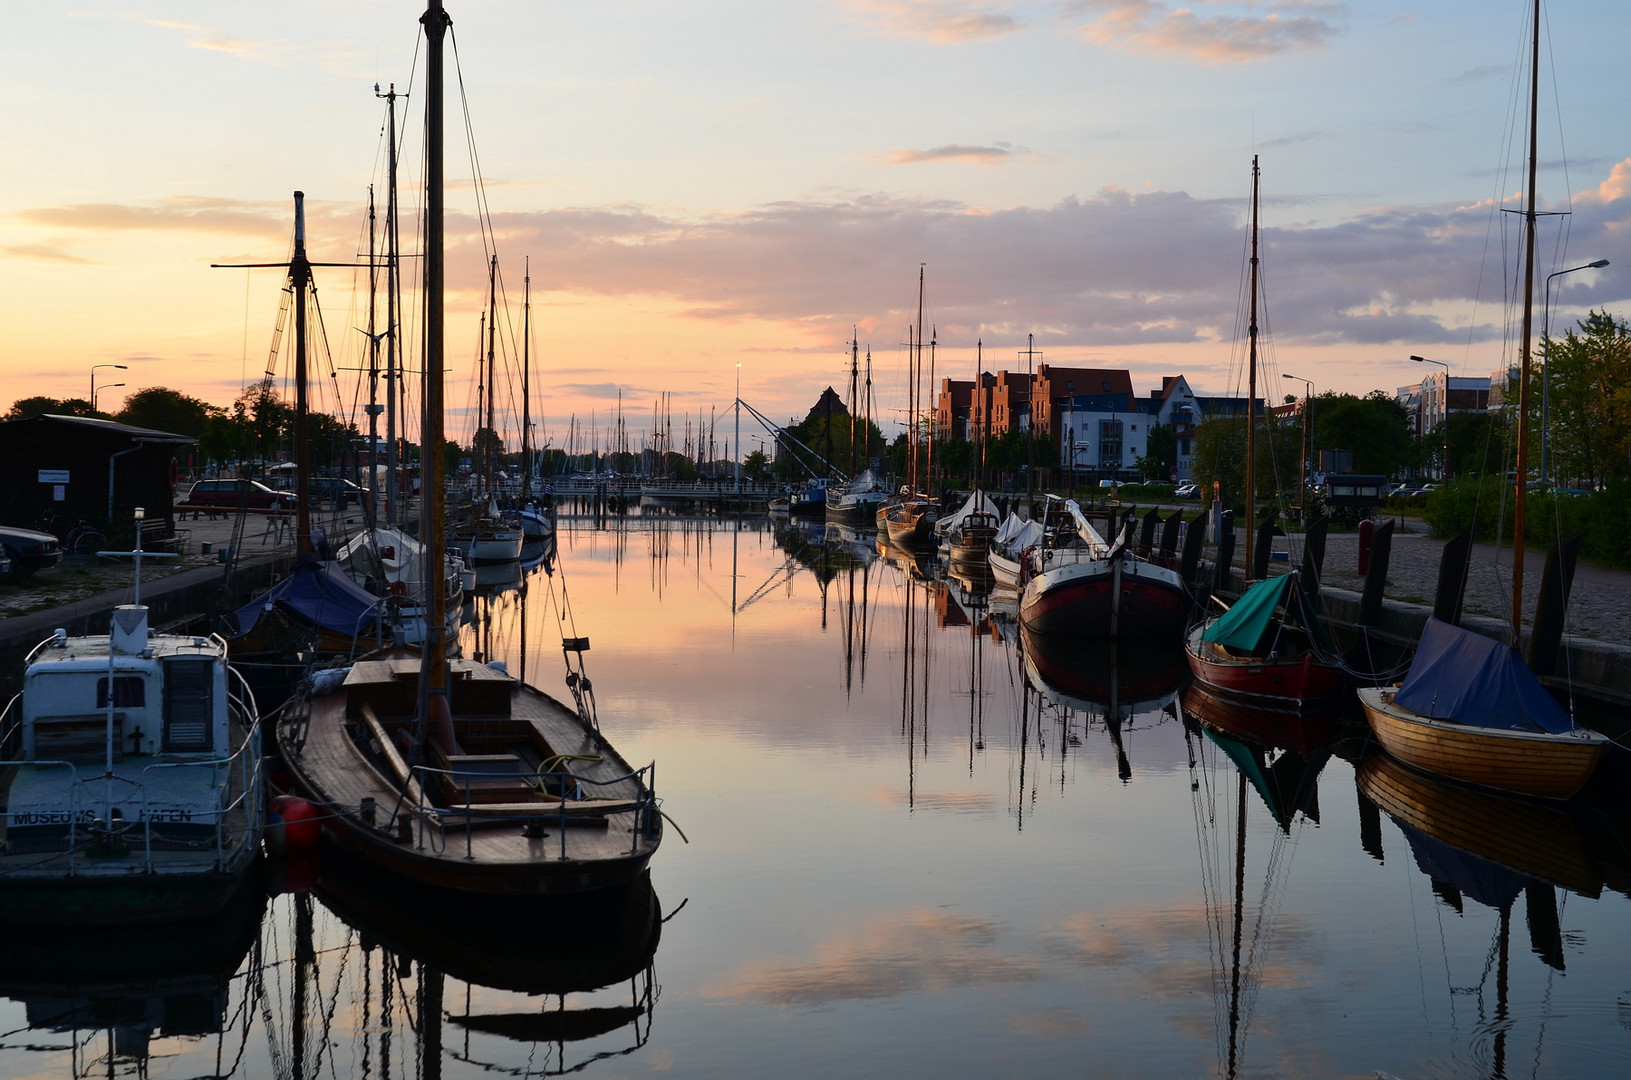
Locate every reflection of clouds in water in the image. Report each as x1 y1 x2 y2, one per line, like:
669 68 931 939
1009 1007 1092 1039
703 909 1042 1005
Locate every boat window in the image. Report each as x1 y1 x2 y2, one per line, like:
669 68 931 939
96 676 146 709
163 658 214 752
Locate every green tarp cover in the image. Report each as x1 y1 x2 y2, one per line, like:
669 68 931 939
1201 573 1293 653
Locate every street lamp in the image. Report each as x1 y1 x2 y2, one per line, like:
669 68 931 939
1409 355 1450 479
91 363 127 412
92 382 124 413
1282 373 1312 516
1541 259 1609 483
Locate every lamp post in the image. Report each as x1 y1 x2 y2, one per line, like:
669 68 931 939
91 382 124 413
1541 259 1609 483
91 363 127 412
1282 373 1312 517
1409 355 1450 479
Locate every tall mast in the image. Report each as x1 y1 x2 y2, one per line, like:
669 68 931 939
365 185 380 534
1510 0 1541 646
419 0 450 728
1243 156 1261 581
914 264 925 491
292 191 313 558
864 348 873 468
484 253 498 499
848 330 859 477
379 83 402 527
926 326 936 492
521 257 532 500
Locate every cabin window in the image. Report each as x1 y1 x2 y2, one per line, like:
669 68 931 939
163 658 214 752
97 676 146 709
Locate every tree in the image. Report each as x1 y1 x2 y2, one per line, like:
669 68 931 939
742 449 771 480
1311 391 1415 477
117 387 216 438
1136 422 1177 480
1535 310 1631 488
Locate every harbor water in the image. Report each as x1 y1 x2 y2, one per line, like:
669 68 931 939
5 513 1630 1078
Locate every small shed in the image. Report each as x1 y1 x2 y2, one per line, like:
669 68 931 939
0 415 194 536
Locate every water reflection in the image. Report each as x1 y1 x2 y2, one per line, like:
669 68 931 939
311 861 662 1078
0 879 265 1077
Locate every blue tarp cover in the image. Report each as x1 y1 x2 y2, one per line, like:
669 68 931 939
228 557 384 639
1393 617 1572 734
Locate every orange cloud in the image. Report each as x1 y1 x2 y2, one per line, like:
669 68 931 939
886 143 1024 166
839 0 1025 44
1065 0 1344 64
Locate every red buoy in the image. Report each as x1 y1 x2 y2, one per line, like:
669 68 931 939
270 795 321 852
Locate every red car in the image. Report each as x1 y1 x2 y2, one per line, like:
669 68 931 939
181 478 298 512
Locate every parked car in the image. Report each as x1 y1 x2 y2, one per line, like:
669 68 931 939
0 525 62 572
308 476 371 510
1174 483 1199 498
180 478 297 512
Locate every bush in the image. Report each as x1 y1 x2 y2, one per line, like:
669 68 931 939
1424 477 1631 567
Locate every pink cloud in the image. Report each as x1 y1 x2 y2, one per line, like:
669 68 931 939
839 0 1025 44
1065 0 1344 64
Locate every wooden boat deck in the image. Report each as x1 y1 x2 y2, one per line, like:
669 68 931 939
278 656 660 895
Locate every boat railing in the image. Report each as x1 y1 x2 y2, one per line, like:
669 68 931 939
0 724 263 875
401 759 659 862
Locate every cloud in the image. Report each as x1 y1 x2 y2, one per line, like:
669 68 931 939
17 196 297 238
472 173 1631 354
839 0 1026 43
1 244 95 265
703 908 1043 1005
1063 0 1345 64
885 143 1026 166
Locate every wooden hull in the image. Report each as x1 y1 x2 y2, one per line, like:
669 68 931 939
1357 686 1604 800
276 655 661 896
1355 753 1600 896
1184 621 1345 706
884 506 935 549
1019 554 1187 639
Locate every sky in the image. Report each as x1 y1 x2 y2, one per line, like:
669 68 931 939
3 1 1627 455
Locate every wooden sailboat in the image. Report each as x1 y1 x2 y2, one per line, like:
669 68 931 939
275 0 661 896
450 254 525 564
1184 158 1342 703
881 268 938 548
1019 495 1188 639
1357 0 1605 799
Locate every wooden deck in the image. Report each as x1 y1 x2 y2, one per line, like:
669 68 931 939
277 656 660 895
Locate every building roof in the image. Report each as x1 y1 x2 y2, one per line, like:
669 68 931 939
0 414 196 445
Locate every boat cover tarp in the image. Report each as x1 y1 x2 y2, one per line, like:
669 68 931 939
1393 617 1572 734
936 489 999 537
1202 573 1293 653
227 557 385 639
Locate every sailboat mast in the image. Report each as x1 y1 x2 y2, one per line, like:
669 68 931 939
1243 156 1261 581
1511 0 1541 645
380 83 401 528
848 331 859 477
484 253 498 498
420 0 450 708
292 191 313 559
926 327 936 493
365 186 381 534
914 264 925 491
521 257 532 500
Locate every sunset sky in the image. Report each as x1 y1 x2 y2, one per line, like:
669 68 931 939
4 1 1626 456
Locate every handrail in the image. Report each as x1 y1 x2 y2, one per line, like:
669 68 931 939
400 760 659 861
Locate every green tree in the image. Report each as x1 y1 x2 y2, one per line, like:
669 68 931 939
1535 310 1631 488
1136 423 1177 480
742 449 771 480
117 387 216 438
1311 391 1415 477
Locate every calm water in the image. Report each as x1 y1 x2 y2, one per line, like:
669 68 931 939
5 514 1630 1079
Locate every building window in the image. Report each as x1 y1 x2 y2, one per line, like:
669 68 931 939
1099 419 1123 468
